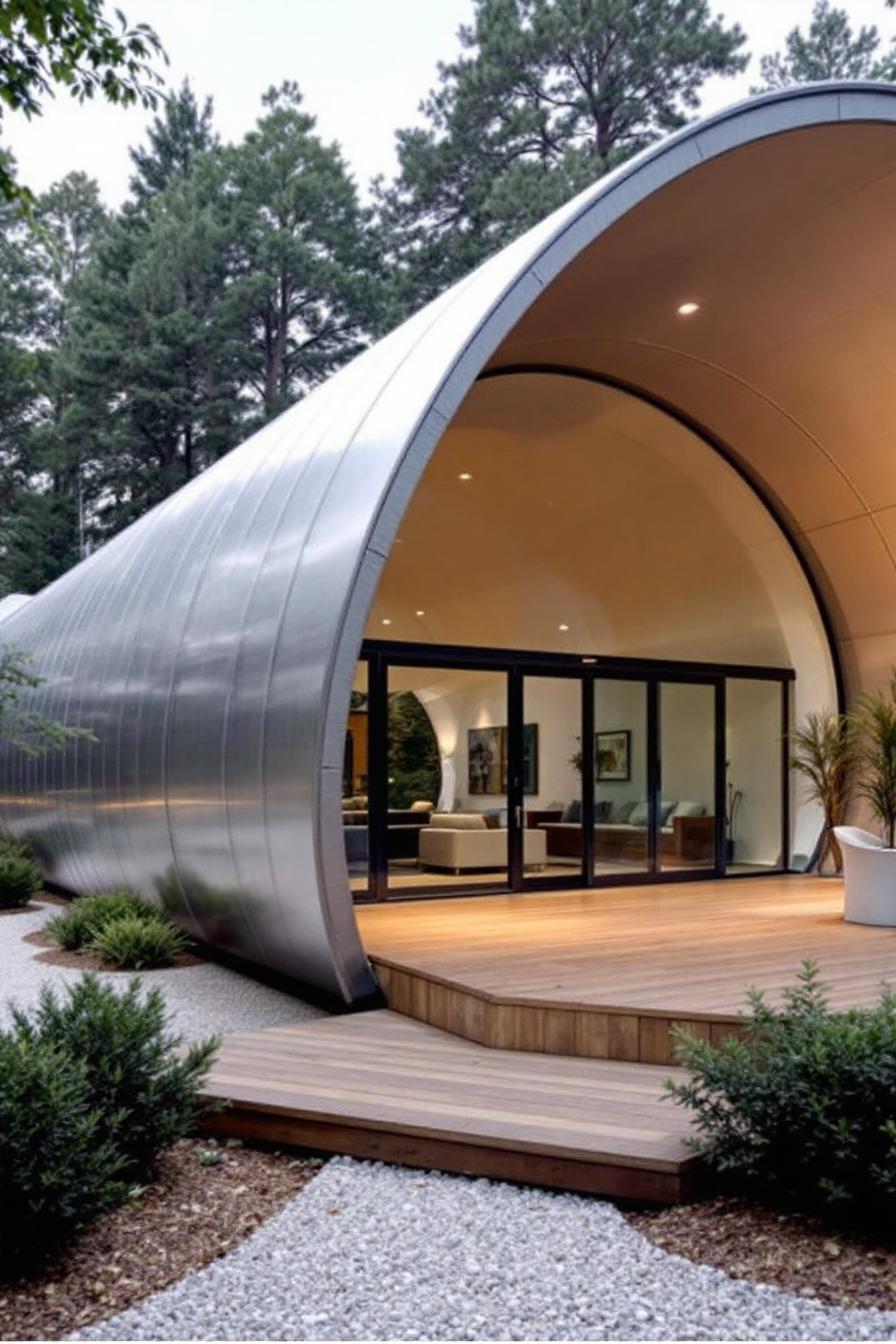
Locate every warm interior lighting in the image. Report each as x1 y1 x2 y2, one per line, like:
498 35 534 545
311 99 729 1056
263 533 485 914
677 300 700 315
415 609 426 617
381 618 392 626
558 623 570 631
458 472 473 481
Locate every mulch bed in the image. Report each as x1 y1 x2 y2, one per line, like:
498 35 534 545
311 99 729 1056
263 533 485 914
628 1196 896 1311
0 1139 323 1341
22 928 204 972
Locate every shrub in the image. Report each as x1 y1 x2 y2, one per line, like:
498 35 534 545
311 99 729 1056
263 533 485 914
0 847 42 909
45 888 166 951
90 912 187 969
0 1034 126 1267
10 974 219 1183
668 961 896 1225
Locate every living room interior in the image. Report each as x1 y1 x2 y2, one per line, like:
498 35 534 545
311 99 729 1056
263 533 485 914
342 373 839 901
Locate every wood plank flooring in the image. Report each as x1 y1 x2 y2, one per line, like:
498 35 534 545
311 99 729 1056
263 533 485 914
201 1009 700 1204
357 876 896 1064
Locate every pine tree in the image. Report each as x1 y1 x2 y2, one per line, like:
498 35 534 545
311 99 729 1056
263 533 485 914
128 81 218 210
224 83 381 420
377 0 747 313
755 1 896 90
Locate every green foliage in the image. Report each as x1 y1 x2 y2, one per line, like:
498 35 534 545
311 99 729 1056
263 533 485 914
0 0 166 203
377 0 748 310
90 912 188 969
668 962 896 1225
0 844 41 907
0 640 94 755
755 1 896 90
45 888 169 951
0 1032 126 1266
10 974 219 1183
789 710 858 873
853 673 896 849
388 692 441 808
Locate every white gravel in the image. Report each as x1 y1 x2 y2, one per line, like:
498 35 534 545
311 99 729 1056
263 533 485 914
72 1157 896 1342
0 900 325 1042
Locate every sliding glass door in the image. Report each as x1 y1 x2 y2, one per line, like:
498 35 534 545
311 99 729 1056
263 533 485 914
352 641 790 899
658 679 721 876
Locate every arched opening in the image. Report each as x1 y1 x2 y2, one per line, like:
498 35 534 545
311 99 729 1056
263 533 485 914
345 372 837 902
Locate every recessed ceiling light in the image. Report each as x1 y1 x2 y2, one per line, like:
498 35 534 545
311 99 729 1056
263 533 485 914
558 623 570 632
677 301 700 316
415 609 425 617
582 656 597 664
381 618 392 626
458 472 473 481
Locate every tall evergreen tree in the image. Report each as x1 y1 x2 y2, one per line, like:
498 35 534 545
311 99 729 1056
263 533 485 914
128 80 217 210
377 0 747 312
755 1 896 89
0 170 105 594
224 83 380 420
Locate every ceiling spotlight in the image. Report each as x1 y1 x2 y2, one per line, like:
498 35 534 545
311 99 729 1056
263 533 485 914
415 609 425 617
677 301 700 316
458 472 473 481
582 656 597 664
381 618 392 626
558 623 570 632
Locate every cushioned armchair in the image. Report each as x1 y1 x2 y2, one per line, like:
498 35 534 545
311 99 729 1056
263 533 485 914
419 813 546 873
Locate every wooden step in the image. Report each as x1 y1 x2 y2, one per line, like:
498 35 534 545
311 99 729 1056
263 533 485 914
372 959 742 1065
200 1009 701 1204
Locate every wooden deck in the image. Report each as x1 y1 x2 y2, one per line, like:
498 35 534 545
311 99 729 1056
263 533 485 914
357 875 896 1064
201 1009 700 1204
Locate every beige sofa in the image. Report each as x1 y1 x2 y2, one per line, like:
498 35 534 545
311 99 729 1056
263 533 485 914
419 812 547 874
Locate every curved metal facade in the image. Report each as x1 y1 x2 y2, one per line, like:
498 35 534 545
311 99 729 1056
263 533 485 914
1 84 895 1001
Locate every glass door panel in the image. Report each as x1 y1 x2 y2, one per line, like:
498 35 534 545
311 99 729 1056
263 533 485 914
344 660 371 898
385 665 509 894
726 679 784 873
594 678 650 876
659 681 717 873
522 675 582 883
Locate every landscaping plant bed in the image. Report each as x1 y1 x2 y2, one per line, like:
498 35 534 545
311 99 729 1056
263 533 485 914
628 1196 896 1311
22 928 204 971
0 1138 323 1341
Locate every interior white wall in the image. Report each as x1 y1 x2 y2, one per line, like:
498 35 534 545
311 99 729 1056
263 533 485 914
594 679 647 812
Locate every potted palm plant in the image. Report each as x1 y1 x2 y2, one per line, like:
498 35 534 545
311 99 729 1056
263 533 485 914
789 709 858 874
853 673 896 848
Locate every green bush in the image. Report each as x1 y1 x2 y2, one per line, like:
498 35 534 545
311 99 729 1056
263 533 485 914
668 961 896 1224
90 912 187 969
0 1034 126 1267
10 974 219 1184
0 846 42 908
45 888 167 951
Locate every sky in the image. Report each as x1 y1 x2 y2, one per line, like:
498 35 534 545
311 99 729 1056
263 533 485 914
3 0 896 205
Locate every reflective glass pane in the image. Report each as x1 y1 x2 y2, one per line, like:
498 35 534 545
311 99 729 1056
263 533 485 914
659 682 716 872
344 661 370 897
594 679 649 876
386 667 509 893
726 679 783 872
523 676 581 881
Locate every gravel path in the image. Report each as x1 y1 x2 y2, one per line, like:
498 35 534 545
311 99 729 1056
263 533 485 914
74 1158 896 1342
1 900 324 1041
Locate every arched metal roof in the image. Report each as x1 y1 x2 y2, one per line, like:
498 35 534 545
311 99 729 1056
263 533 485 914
1 83 895 1001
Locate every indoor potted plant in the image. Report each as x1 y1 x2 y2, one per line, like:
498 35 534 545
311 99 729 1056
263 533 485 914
789 709 858 874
